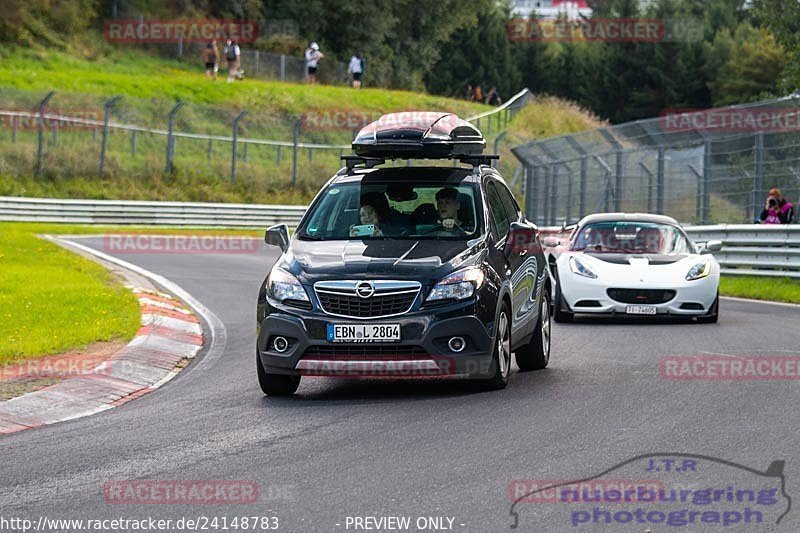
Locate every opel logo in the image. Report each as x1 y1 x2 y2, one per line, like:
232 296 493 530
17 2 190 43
355 281 375 299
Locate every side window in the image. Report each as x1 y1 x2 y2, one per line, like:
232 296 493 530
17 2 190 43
486 182 511 240
497 183 521 224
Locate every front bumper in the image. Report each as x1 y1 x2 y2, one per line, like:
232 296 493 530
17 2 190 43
559 272 719 316
257 299 497 378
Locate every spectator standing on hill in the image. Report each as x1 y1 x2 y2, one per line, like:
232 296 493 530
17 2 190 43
202 39 219 80
305 42 324 84
759 188 794 224
465 84 474 101
348 51 364 88
472 84 484 102
224 39 241 83
485 86 503 106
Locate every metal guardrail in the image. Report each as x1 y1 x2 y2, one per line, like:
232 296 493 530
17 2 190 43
0 196 306 228
9 195 795 278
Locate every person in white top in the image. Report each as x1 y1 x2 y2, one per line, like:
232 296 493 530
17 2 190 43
304 42 324 84
348 51 364 88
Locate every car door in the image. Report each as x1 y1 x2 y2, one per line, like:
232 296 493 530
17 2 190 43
484 179 528 338
495 179 544 340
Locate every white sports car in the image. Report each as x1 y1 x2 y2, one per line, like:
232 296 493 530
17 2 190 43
544 213 722 323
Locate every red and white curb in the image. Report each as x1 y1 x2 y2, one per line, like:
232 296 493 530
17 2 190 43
0 236 226 436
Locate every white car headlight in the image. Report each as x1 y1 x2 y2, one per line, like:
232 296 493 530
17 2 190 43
686 260 711 281
268 267 309 302
569 256 597 279
426 267 485 302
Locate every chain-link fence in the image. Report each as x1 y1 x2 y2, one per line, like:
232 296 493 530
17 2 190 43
0 88 531 189
512 95 800 225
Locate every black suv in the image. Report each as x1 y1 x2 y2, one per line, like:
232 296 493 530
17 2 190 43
257 112 552 395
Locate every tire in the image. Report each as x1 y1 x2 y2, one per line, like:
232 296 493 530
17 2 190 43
515 290 552 371
479 304 512 390
256 349 300 396
697 292 719 324
553 271 574 323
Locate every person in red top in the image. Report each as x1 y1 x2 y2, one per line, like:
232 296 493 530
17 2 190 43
759 188 794 224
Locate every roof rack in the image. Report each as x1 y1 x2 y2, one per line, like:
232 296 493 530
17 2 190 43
457 154 499 168
341 155 386 171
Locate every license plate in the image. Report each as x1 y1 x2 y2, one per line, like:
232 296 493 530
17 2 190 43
626 305 657 315
327 323 401 343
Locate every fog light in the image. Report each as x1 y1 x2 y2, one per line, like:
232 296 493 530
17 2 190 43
448 336 466 353
273 336 289 353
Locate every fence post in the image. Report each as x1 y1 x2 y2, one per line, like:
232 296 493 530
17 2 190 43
277 146 282 165
165 101 185 174
99 95 121 175
292 118 300 186
178 37 183 60
753 132 764 220
656 145 665 214
493 132 506 167
131 130 137 156
231 110 247 183
207 137 213 160
35 91 55 177
702 140 712 224
254 50 260 76
579 156 587 218
688 165 703 223
639 162 654 213
280 54 286 82
51 118 58 146
550 164 558 225
566 166 573 223
12 115 17 143
526 164 537 223
614 149 623 211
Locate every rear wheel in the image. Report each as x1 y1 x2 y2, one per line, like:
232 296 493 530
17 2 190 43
553 271 574 323
256 349 300 396
515 290 552 371
479 304 512 390
697 292 719 324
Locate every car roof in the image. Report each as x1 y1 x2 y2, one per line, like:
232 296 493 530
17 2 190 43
331 165 484 184
577 212 681 227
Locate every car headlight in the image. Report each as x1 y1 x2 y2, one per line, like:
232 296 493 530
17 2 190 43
267 267 309 303
569 256 597 279
686 260 711 281
426 267 485 302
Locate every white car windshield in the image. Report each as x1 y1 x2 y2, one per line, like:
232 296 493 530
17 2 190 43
572 221 693 254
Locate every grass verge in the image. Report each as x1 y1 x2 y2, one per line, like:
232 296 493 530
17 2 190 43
720 275 800 304
0 222 262 366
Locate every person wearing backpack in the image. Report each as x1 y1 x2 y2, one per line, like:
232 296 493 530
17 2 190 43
304 42 324 84
224 39 241 83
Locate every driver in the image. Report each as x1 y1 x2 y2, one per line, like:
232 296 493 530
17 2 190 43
435 187 465 233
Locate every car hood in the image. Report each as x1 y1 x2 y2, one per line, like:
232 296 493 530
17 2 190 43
557 251 718 285
282 238 486 284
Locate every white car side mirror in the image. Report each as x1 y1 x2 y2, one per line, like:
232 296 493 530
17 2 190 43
701 240 722 254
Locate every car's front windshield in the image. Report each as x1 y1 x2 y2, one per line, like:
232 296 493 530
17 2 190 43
297 174 482 241
572 221 693 255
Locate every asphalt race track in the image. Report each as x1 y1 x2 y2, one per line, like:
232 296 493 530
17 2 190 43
2 236 799 532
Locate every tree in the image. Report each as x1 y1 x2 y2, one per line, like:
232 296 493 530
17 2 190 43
752 0 800 92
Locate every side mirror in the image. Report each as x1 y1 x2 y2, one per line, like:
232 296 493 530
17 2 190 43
701 240 722 254
542 237 560 248
504 222 538 256
265 224 290 252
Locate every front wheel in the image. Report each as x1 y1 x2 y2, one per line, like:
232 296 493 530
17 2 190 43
256 349 300 396
696 292 719 324
479 304 512 390
515 290 552 371
553 271 574 323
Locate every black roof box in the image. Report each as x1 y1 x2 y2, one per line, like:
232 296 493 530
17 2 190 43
352 112 485 159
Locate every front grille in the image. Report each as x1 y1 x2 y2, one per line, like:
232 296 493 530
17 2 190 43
315 280 420 318
303 345 428 358
607 288 676 304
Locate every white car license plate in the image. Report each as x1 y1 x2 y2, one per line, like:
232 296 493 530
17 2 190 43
626 305 657 315
327 324 401 343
